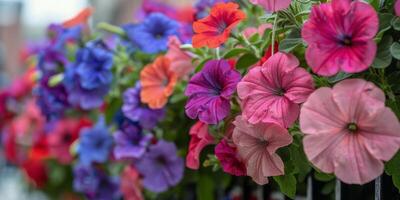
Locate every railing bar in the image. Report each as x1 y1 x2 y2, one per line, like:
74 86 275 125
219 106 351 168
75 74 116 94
307 176 312 200
335 179 341 200
375 176 382 200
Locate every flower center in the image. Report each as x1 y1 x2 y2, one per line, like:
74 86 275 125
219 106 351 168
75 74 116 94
63 133 72 143
347 123 358 133
217 21 227 34
275 88 286 96
340 35 352 46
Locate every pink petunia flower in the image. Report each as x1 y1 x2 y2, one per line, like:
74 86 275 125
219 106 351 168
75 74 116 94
302 0 379 76
243 24 272 39
396 0 400 16
300 79 400 184
120 165 144 200
166 36 195 79
237 52 314 128
249 0 291 12
186 121 214 169
232 116 292 185
215 139 246 176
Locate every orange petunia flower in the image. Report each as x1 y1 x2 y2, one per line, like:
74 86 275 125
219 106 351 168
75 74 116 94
192 2 246 48
140 56 178 109
62 7 93 28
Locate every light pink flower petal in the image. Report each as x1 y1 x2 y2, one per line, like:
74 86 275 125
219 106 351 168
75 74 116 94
250 0 291 12
359 107 400 161
262 123 293 154
332 79 385 122
300 88 346 134
166 36 194 78
303 130 347 173
333 135 384 184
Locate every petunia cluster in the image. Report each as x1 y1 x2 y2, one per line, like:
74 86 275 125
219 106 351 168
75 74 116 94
2 0 400 199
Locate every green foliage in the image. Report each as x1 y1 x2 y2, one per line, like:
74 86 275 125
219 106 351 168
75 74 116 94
273 174 297 199
385 151 400 192
372 35 393 68
390 42 400 60
197 175 215 200
279 28 303 53
236 53 259 69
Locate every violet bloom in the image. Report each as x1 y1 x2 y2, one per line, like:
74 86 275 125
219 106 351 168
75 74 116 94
302 0 379 76
73 163 120 200
36 75 69 121
122 82 165 129
113 121 152 160
185 60 241 124
134 140 184 193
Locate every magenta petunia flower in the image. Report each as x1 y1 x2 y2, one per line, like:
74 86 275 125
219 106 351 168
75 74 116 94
185 59 241 124
232 115 292 185
215 139 246 176
237 52 314 128
302 0 379 76
186 121 214 169
396 0 400 16
249 0 291 12
300 79 400 184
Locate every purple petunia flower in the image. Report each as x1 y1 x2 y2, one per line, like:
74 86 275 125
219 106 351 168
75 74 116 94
122 82 165 129
113 120 152 160
36 75 69 121
73 163 120 200
185 60 241 124
76 118 113 165
64 40 113 110
134 140 184 193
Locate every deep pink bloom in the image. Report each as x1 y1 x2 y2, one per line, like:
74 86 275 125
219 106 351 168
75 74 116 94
300 79 400 184
120 165 144 200
47 118 92 164
185 59 241 124
237 52 314 128
249 0 291 12
302 0 378 76
232 116 292 185
215 139 246 176
186 121 214 169
166 36 194 79
396 0 400 16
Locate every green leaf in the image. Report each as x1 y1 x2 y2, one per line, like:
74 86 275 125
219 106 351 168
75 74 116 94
372 35 393 68
236 53 259 69
273 174 297 199
366 0 380 10
314 171 335 182
279 28 303 53
197 175 215 200
327 72 352 83
385 151 400 192
392 17 400 31
223 48 251 59
390 42 400 60
375 13 394 42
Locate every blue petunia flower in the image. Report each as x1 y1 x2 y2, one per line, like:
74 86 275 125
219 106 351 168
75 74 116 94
123 13 180 54
64 40 113 110
76 118 113 165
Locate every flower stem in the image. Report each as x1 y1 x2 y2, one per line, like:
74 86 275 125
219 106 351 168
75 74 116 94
216 47 221 59
97 22 126 37
271 14 278 55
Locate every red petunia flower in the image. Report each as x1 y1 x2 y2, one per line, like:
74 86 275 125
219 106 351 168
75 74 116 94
192 2 246 48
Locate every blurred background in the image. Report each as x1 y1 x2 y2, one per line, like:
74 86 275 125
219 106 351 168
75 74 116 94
0 0 193 85
0 1 193 199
